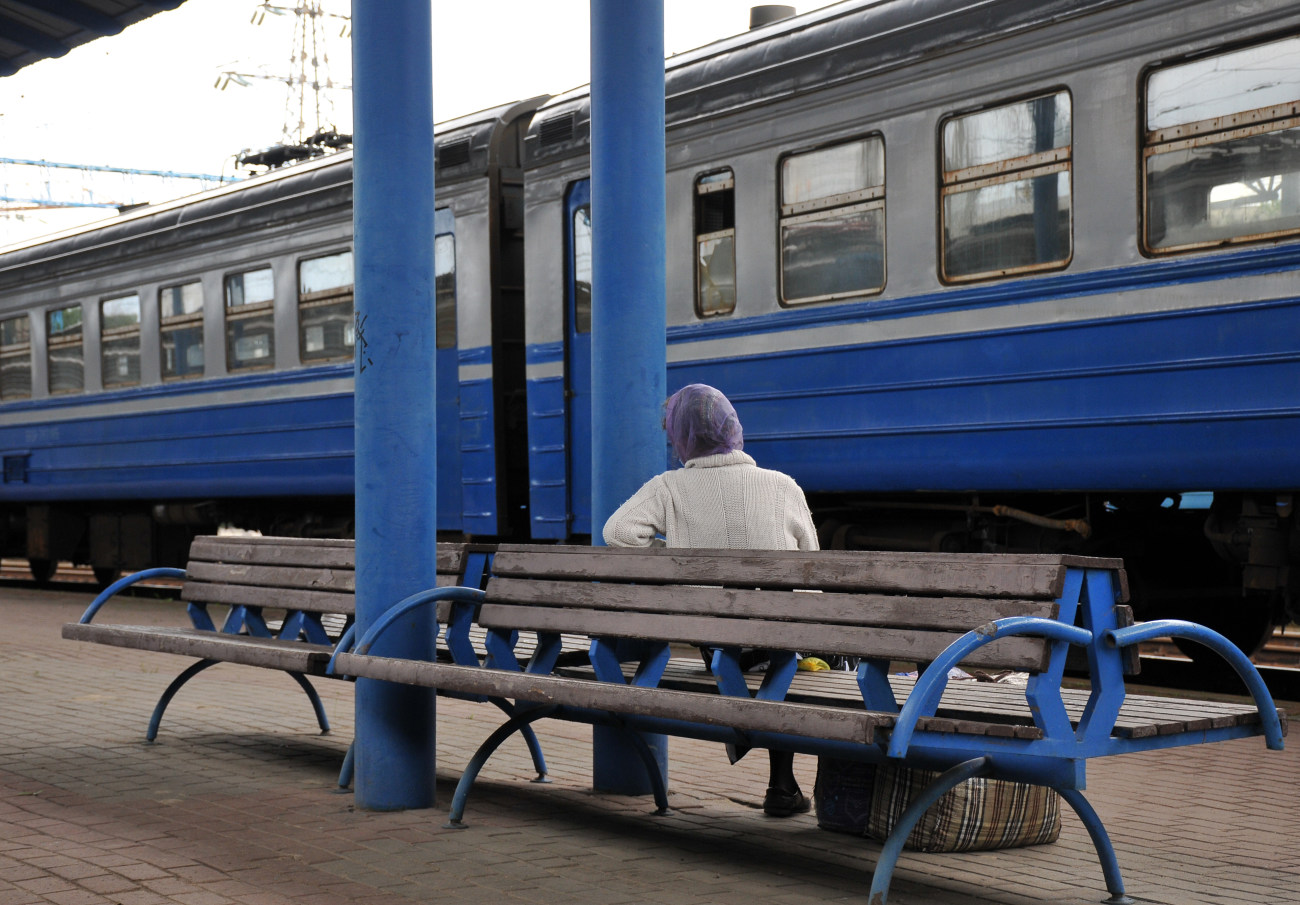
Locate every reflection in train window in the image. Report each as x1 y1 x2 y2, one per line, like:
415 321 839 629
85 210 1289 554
779 136 885 304
225 266 275 371
101 294 141 388
572 206 592 333
160 281 204 381
299 250 354 362
47 304 84 394
696 169 736 316
1144 35 1300 253
435 233 457 350
941 91 1072 282
0 315 31 401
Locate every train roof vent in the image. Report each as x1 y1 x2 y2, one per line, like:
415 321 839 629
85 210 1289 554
438 139 472 169
538 112 576 146
750 5 795 29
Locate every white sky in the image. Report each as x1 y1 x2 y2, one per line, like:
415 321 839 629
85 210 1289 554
0 0 831 243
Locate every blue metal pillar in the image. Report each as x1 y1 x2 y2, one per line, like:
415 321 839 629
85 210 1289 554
351 0 439 811
589 0 669 795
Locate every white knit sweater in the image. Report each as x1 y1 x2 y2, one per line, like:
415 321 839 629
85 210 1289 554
602 450 819 551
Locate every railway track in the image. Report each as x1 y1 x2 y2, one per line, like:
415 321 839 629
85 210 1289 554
0 560 182 593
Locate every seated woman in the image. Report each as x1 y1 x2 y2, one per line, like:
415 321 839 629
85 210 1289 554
602 383 818 817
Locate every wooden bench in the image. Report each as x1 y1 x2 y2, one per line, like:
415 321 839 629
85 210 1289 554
330 544 1288 905
61 535 491 745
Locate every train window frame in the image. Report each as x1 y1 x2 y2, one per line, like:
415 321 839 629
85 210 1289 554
434 207 457 350
1141 33 1300 255
0 313 32 402
938 89 1074 284
224 265 276 372
695 168 737 318
46 303 84 395
100 293 142 389
298 249 355 363
159 280 204 381
777 134 887 306
572 204 592 335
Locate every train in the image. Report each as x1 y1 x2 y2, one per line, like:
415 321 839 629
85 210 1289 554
0 0 1297 657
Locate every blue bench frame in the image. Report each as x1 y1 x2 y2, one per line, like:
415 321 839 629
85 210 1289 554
65 540 558 793
330 554 1287 905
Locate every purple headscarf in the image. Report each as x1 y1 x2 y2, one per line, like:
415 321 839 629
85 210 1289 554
663 384 744 463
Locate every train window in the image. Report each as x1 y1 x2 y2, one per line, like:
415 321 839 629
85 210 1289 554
100 294 141 389
940 91 1072 282
224 266 275 371
779 136 885 304
435 233 457 349
47 304 83 395
299 250 354 362
573 206 592 334
0 314 31 401
160 281 204 380
695 170 736 317
1144 35 1300 253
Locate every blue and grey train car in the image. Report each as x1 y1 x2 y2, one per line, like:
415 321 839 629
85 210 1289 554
0 98 541 583
523 0 1300 651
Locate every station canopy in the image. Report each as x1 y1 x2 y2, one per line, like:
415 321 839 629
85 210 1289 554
0 1 185 77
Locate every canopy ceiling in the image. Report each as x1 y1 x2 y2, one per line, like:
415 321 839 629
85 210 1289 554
0 1 184 77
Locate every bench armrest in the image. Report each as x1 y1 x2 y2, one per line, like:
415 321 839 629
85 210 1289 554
887 616 1093 759
77 568 189 624
1107 620 1285 750
326 585 485 676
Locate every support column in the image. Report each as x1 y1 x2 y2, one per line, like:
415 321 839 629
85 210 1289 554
589 0 669 794
351 0 439 810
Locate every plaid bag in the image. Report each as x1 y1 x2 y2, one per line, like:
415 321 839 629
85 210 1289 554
867 764 1061 852
813 756 876 834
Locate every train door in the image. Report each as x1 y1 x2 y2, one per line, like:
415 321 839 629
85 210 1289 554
434 208 463 532
565 179 593 537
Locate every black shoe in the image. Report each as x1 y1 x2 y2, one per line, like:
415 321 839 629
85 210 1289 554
763 787 810 817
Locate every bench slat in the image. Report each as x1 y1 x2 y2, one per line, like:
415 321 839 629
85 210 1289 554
475 603 1052 671
187 561 356 593
189 536 358 570
182 581 356 615
634 660 1275 741
484 577 1058 630
334 652 889 744
491 545 1090 599
188 536 468 576
61 624 334 673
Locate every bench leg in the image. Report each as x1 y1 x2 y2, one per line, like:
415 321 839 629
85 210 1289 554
1058 788 1133 905
446 706 559 829
147 660 219 741
867 756 989 905
338 741 355 791
146 662 330 742
287 671 331 735
607 717 670 815
490 698 551 783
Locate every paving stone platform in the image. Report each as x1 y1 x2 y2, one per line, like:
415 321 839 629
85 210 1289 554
2 587 1297 905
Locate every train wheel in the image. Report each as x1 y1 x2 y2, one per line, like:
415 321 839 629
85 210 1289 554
1171 599 1275 662
28 558 55 584
92 566 120 589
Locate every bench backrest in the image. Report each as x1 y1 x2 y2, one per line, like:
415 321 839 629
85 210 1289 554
183 536 475 617
479 545 1130 673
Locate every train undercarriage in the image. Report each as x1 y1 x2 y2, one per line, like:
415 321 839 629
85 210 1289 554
3 497 355 588
5 489 1294 661
811 490 1298 659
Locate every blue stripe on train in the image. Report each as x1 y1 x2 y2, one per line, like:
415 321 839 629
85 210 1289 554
0 349 476 534
527 288 1300 537
459 345 498 536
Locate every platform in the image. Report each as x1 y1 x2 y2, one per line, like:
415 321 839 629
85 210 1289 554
2 587 1297 905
